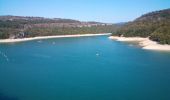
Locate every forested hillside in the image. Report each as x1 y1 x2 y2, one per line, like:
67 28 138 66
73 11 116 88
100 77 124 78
0 16 120 39
112 8 170 44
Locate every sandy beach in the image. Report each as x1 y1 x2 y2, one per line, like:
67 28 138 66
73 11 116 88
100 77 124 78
109 36 170 51
0 33 111 43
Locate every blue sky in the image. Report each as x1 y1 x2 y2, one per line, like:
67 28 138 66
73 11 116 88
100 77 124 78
0 0 170 23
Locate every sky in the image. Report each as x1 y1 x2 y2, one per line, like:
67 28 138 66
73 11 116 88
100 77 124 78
0 0 170 23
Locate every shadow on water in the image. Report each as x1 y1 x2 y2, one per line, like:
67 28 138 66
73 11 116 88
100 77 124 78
0 93 19 100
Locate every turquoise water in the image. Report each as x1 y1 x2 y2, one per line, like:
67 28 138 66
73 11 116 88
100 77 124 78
0 36 170 100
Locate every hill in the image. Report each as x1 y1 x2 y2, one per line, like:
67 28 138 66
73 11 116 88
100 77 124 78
0 16 120 39
112 8 170 44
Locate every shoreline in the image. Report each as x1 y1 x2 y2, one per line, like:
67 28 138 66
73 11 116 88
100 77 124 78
0 33 111 43
109 36 170 51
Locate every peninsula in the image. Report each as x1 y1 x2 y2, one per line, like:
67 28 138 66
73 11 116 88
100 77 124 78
109 8 170 51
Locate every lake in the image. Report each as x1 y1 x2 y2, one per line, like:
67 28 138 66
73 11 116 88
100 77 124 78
0 36 170 100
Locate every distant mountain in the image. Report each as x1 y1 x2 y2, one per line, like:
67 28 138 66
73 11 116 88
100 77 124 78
113 8 170 44
114 22 126 26
0 15 109 28
0 16 119 39
0 15 109 24
0 15 80 23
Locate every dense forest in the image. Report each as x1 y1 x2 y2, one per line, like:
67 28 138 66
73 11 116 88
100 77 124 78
112 8 170 44
0 16 120 39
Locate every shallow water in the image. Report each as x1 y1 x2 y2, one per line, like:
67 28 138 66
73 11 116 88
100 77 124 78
0 36 170 100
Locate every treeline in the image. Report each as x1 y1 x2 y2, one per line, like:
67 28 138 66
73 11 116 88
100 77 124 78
25 25 119 37
112 8 170 44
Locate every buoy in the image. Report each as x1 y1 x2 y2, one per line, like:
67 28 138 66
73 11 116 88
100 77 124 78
52 42 55 44
96 53 99 56
37 40 42 43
